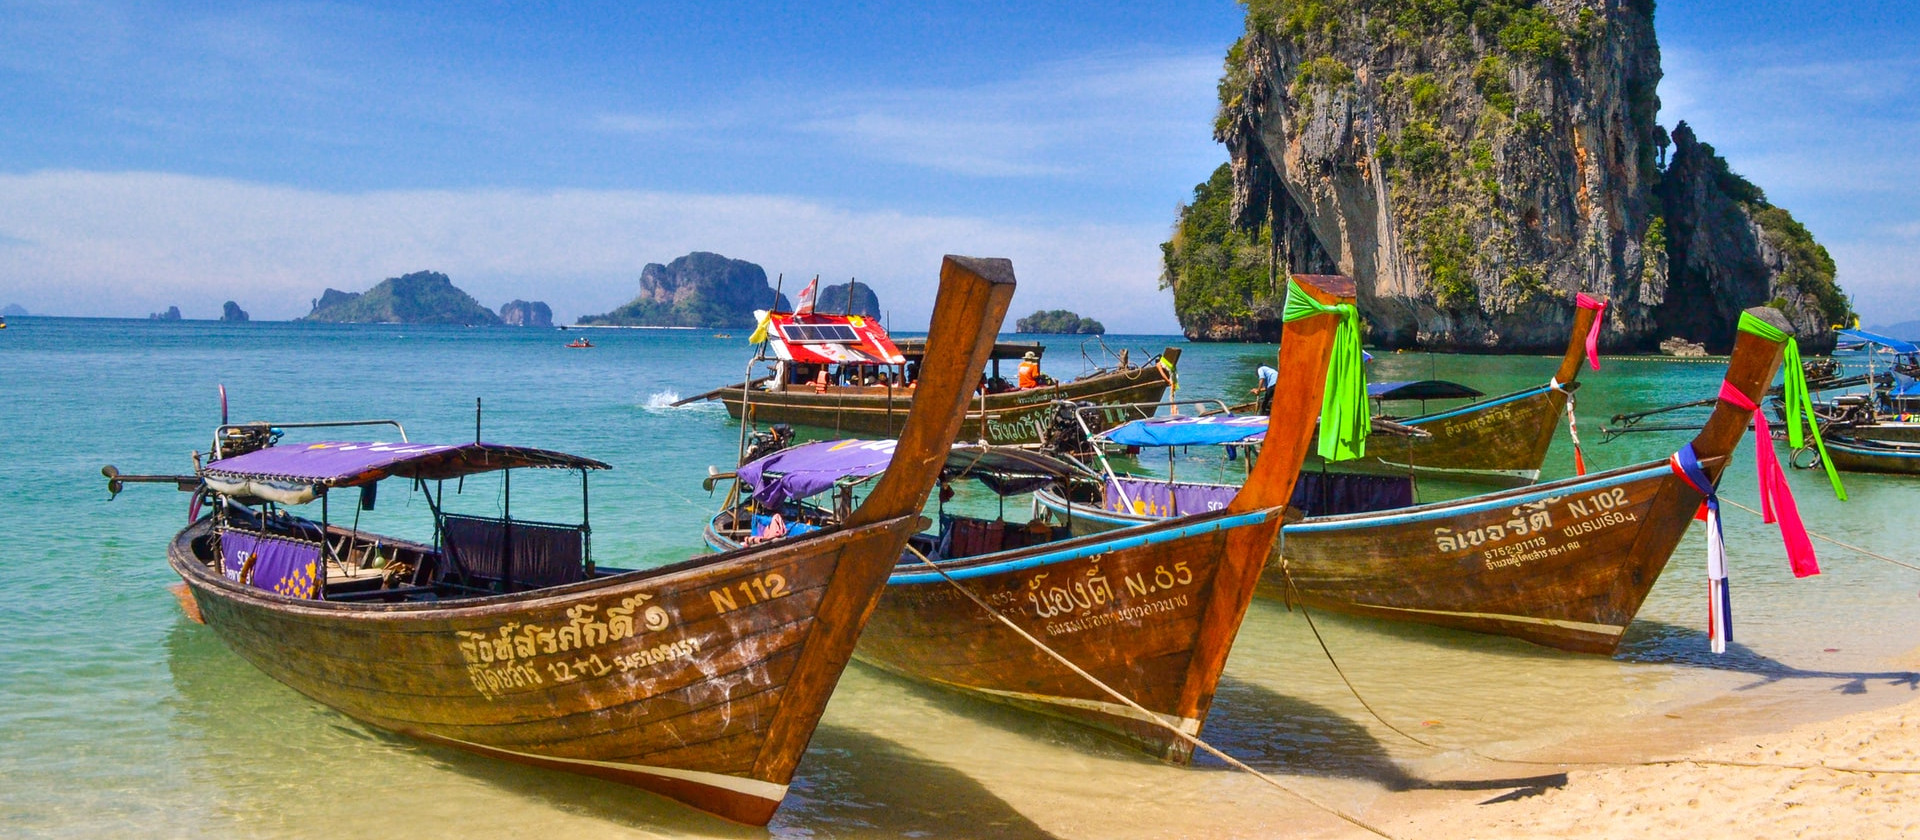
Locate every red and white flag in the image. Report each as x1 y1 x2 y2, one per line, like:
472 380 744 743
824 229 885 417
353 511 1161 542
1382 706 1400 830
794 276 819 316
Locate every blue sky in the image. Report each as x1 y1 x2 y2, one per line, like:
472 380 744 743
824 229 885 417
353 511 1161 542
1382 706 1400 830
0 1 1914 332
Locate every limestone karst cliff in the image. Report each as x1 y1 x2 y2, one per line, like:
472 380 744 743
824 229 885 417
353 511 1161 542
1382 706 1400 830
220 301 249 322
1171 0 1847 352
499 300 554 327
579 252 789 328
814 281 882 318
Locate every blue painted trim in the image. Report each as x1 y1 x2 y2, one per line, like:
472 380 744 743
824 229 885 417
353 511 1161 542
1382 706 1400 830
1039 464 1672 534
1828 439 1920 459
887 510 1275 585
1283 465 1667 533
1399 384 1551 425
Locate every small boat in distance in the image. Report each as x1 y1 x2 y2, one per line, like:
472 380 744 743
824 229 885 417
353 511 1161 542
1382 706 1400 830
566 337 594 348
105 255 1021 825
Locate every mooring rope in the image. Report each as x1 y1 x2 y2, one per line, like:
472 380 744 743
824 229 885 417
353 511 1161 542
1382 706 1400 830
903 543 1400 840
1719 497 1920 573
1278 559 1920 778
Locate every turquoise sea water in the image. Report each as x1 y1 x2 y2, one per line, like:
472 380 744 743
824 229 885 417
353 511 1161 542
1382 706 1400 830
3 317 1916 839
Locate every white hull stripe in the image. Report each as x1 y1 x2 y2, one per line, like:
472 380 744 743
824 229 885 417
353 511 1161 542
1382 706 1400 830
1351 603 1625 636
434 735 788 802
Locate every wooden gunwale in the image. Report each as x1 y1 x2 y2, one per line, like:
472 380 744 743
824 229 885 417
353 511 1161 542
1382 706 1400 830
842 274 1347 760
168 255 1020 826
1035 306 1790 654
1316 299 1599 485
1819 435 1920 474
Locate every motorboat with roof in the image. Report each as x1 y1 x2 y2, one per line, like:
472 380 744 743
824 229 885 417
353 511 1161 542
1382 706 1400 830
704 273 1352 760
101 255 1021 825
675 293 1179 445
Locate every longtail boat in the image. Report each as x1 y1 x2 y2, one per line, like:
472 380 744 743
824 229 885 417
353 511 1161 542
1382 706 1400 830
1225 293 1608 485
1817 435 1920 475
681 305 1179 444
703 274 1352 760
1037 305 1799 654
106 255 1019 825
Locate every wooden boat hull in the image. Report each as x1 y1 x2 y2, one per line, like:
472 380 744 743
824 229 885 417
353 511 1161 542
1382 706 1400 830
1332 383 1568 485
710 508 1283 762
172 513 920 825
720 364 1173 445
1820 436 1920 474
1037 461 1700 654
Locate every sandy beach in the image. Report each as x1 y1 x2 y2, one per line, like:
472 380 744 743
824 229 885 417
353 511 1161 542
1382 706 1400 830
1376 693 1920 839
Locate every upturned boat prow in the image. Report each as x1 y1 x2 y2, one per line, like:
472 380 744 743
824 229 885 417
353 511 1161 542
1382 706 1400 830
1264 304 1791 654
845 273 1348 762
144 254 1018 825
1333 294 1605 485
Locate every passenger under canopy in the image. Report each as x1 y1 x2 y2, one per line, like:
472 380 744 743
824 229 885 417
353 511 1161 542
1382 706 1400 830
201 441 609 505
734 439 1091 507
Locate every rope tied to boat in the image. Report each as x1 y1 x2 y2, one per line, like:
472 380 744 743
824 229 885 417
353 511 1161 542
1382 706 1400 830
1548 378 1588 476
1282 278 1368 463
1575 293 1607 371
1736 312 1847 502
1668 444 1733 653
902 542 1399 839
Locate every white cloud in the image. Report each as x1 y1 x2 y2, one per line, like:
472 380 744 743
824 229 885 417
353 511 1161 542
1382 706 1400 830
0 170 1179 332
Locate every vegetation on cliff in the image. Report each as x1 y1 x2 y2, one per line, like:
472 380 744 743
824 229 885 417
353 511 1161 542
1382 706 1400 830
303 271 502 325
815 281 882 318
1162 164 1287 341
1016 309 1106 335
1170 0 1844 350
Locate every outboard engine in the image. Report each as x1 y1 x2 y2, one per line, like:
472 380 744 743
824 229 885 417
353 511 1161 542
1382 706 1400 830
1040 402 1098 460
215 423 281 459
741 424 795 466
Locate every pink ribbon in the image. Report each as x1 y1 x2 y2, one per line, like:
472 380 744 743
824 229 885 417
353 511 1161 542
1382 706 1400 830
1576 293 1606 371
1717 381 1820 578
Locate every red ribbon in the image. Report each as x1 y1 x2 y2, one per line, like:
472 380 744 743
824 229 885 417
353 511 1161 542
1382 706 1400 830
1716 380 1820 577
1575 293 1606 371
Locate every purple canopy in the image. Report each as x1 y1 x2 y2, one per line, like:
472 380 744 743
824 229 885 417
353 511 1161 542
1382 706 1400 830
736 439 1087 506
736 439 900 507
203 441 608 492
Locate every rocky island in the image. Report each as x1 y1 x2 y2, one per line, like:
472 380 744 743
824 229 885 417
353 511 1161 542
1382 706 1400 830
303 271 502 326
1016 310 1106 334
149 306 182 321
220 301 249 322
499 300 554 327
1 303 26 317
578 252 789 328
1167 0 1848 352
814 281 882 318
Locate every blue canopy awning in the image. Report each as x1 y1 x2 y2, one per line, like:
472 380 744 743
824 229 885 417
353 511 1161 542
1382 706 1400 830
1099 414 1270 447
1836 328 1919 354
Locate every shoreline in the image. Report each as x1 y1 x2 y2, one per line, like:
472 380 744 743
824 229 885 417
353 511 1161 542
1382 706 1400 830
1370 658 1920 839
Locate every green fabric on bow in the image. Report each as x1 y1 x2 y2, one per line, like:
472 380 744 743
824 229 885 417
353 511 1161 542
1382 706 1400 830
1737 312 1847 500
1282 278 1368 461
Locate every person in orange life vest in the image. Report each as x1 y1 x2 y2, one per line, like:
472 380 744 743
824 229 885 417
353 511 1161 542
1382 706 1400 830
1016 350 1042 389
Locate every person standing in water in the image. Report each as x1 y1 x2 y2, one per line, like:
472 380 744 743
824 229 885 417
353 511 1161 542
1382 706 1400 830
1250 364 1278 413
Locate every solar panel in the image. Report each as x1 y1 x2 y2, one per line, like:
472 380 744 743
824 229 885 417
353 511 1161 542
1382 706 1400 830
781 324 860 343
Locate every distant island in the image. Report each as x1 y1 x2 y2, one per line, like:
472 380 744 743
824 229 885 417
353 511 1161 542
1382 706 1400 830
500 300 554 327
150 306 182 321
1016 309 1105 334
304 271 502 325
1 303 25 317
814 281 882 317
220 301 249 322
578 252 790 328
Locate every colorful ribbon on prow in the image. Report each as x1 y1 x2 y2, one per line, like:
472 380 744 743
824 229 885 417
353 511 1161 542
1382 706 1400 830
1283 278 1368 462
1715 379 1820 578
1575 293 1607 371
1737 312 1846 502
1668 444 1731 652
